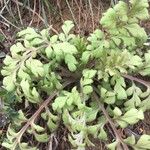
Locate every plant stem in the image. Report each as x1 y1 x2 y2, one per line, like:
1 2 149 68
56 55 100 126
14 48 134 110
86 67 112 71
122 74 150 88
93 92 129 150
12 80 73 150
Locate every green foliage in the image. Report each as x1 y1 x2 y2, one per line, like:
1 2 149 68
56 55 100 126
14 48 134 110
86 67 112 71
1 0 150 149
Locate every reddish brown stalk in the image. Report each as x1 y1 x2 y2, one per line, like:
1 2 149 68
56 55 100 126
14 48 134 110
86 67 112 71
93 92 129 150
122 74 150 88
11 80 73 150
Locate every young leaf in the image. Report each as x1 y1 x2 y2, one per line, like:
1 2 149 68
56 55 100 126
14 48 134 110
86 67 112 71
134 134 150 150
116 109 144 128
62 21 74 35
34 132 49 143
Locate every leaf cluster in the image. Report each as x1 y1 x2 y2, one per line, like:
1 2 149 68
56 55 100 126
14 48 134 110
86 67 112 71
1 0 150 149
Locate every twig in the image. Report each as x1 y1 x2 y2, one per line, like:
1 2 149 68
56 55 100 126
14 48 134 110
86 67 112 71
41 1 49 26
93 92 129 150
122 74 150 88
16 0 23 25
0 0 10 15
0 28 11 44
28 0 36 26
0 15 20 29
48 133 58 150
74 0 81 33
11 0 45 24
84 0 88 30
49 25 59 35
56 0 64 22
65 0 79 30
10 0 59 34
88 0 95 31
36 0 42 28
0 20 9 27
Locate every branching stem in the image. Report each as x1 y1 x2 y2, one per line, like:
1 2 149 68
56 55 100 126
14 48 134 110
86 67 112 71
122 74 150 88
93 92 129 150
12 80 73 150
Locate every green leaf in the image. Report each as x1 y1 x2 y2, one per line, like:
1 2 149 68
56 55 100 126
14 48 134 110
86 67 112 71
134 134 150 150
128 55 143 69
25 33 41 41
100 87 107 98
113 77 127 100
20 79 30 97
81 51 91 63
113 107 122 116
47 118 58 131
40 28 49 39
65 54 78 72
124 92 141 110
140 51 150 76
111 37 121 46
98 127 107 140
125 24 147 42
45 45 53 59
66 96 74 106
107 141 118 150
17 27 36 37
82 79 93 86
83 69 97 79
114 1 128 21
86 108 99 122
116 108 144 128
100 8 117 29
17 110 27 121
52 42 77 55
10 42 25 57
19 143 38 150
52 96 67 110
31 87 40 100
115 84 127 100
2 142 13 149
124 134 136 145
18 68 30 80
31 123 45 132
62 20 74 35
50 35 58 43
87 125 99 136
3 76 15 91
126 85 135 96
130 0 149 20
30 38 43 46
26 59 45 77
83 85 93 94
0 33 5 42
20 80 40 103
104 96 116 104
34 132 49 143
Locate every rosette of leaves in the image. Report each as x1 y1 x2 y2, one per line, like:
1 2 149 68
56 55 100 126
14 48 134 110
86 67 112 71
1 0 150 150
